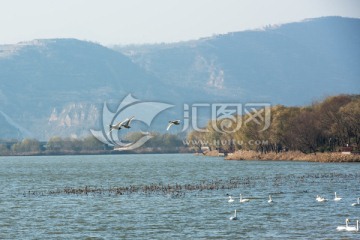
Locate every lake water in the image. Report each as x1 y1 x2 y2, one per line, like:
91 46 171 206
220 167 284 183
0 154 359 239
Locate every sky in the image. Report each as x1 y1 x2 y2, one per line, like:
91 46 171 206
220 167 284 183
1 0 359 46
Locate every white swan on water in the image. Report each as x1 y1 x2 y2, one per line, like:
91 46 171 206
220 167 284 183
268 195 273 203
334 192 342 201
352 197 360 206
316 195 327 202
229 209 238 220
345 220 359 232
337 219 349 231
239 194 249 203
337 219 359 232
228 196 235 203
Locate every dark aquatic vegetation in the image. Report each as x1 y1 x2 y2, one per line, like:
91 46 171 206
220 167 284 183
24 172 360 198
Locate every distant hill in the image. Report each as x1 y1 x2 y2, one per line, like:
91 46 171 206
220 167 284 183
0 16 359 140
0 39 176 139
115 16 360 104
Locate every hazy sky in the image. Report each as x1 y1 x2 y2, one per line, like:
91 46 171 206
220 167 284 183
1 0 359 45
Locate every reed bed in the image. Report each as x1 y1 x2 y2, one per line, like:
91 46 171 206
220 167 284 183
24 172 360 198
225 151 360 162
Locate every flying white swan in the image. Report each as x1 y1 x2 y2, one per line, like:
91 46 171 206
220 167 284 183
352 197 360 206
109 116 135 134
239 194 249 203
228 196 235 203
268 195 273 203
334 192 342 201
166 120 181 131
229 209 238 220
337 219 359 232
316 195 327 202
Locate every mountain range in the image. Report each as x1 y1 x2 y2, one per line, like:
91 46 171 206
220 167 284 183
0 16 359 140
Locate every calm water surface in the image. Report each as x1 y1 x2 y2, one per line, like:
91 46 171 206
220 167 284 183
0 154 359 239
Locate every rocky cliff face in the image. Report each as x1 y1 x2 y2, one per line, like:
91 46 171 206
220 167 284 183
46 103 99 139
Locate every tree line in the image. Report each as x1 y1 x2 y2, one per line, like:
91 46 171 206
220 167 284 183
0 133 185 155
1 94 359 156
0 136 106 155
123 132 185 152
187 95 360 154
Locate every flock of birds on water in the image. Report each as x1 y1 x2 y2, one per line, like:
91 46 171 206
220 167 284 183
74 115 360 233
228 192 359 232
110 116 359 233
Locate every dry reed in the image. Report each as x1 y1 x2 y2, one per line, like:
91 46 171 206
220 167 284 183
225 150 360 162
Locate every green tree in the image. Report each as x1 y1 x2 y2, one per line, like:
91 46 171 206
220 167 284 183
317 95 352 147
162 133 182 149
339 98 360 147
286 108 322 153
82 136 104 151
46 136 63 152
11 138 40 154
268 105 301 151
0 144 10 155
186 130 206 152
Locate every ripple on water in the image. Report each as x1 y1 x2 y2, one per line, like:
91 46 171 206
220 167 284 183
0 154 360 239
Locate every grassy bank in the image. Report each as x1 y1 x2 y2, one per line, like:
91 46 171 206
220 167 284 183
224 150 360 162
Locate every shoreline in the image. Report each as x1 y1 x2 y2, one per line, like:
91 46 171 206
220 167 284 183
2 149 360 163
0 149 193 157
224 150 360 163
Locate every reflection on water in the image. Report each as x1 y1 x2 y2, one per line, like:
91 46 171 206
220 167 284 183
0 154 359 239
